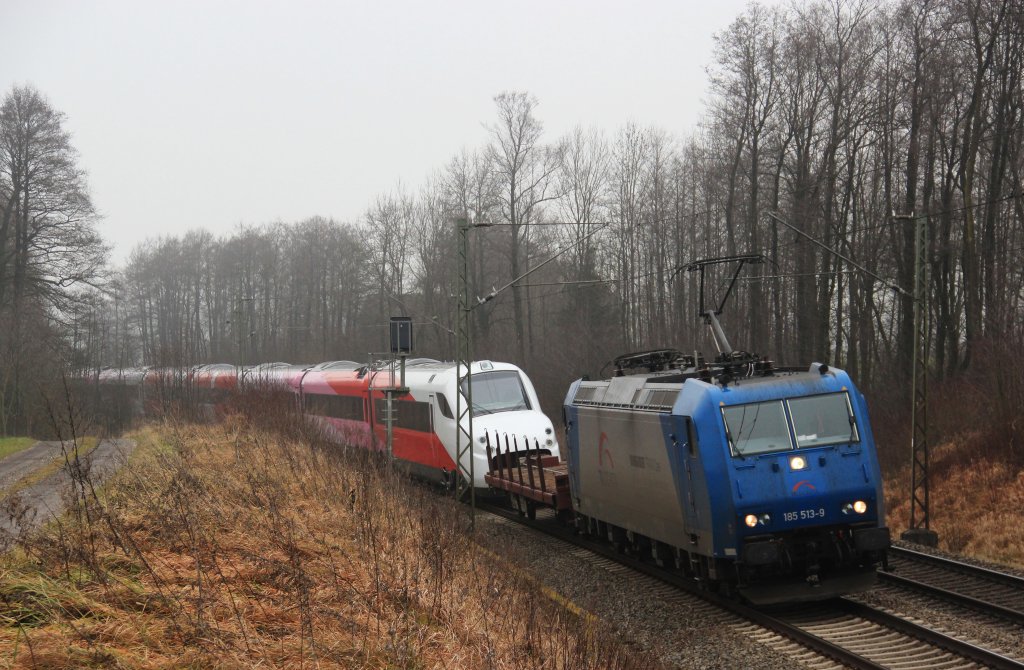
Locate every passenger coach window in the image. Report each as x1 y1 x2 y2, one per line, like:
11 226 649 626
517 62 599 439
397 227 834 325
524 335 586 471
460 371 531 415
304 395 363 420
788 392 859 448
722 401 793 456
374 399 432 432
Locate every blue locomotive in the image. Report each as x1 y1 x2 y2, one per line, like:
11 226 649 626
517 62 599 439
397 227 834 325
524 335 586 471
562 257 890 604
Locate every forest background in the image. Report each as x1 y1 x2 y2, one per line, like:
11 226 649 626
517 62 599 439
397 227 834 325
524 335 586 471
2 0 1024 483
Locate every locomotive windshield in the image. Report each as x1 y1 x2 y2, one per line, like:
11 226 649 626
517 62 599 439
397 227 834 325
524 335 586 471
788 392 859 447
461 370 532 415
722 392 859 457
722 401 793 456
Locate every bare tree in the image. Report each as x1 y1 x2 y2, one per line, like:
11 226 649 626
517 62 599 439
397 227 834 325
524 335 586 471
486 91 561 364
0 85 106 311
442 148 499 350
711 3 782 349
0 85 106 433
610 122 649 349
365 187 415 333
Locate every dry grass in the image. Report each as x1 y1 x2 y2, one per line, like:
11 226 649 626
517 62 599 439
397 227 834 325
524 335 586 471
0 402 650 669
873 338 1024 569
885 435 1024 568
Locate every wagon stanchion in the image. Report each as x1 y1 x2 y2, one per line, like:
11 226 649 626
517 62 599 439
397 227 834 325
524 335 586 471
479 428 570 519
485 432 494 472
501 435 518 513
503 434 513 483
514 434 526 486
494 432 501 472
513 435 528 517
535 438 547 495
525 436 537 491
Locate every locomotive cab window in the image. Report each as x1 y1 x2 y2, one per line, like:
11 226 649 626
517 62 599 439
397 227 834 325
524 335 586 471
787 392 859 448
460 370 531 415
722 401 793 456
435 392 454 419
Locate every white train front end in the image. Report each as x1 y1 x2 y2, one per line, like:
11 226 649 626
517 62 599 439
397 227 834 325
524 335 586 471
421 360 560 490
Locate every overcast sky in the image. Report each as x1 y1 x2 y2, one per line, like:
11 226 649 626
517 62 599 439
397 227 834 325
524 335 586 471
2 0 777 262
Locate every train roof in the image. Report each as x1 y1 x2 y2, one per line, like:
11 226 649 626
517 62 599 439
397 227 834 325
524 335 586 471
242 362 307 386
90 359 528 391
308 360 362 371
570 363 847 412
297 359 526 393
192 364 236 374
96 367 149 385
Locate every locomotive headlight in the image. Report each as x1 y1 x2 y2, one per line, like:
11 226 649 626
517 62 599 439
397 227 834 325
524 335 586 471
743 513 770 528
545 438 554 447
789 455 807 471
545 427 553 435
842 500 869 515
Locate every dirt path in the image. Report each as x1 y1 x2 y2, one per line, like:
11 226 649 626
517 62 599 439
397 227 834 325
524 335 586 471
0 440 71 491
0 438 136 550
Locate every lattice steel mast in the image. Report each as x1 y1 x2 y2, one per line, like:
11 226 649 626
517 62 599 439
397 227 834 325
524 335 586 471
900 212 938 546
454 217 475 528
769 210 935 546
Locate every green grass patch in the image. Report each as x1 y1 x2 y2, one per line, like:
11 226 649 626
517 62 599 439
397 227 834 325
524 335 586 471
0 572 97 627
0 436 36 461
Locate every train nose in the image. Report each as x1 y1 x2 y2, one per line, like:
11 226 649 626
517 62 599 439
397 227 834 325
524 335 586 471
481 429 557 452
475 412 560 457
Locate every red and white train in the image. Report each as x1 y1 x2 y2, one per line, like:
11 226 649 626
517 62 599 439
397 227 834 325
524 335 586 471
89 358 559 490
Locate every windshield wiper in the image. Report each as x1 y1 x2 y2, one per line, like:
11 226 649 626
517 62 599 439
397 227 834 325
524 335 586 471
726 426 746 459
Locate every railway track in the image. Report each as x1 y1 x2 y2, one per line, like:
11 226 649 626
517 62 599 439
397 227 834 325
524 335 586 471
769 598 1022 669
880 545 1024 626
478 503 1024 669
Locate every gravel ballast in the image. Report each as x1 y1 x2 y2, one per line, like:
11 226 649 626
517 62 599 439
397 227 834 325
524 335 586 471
473 511 815 669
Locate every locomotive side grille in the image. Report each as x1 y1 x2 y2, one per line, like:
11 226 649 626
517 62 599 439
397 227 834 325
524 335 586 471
573 386 599 404
572 381 680 412
645 389 678 409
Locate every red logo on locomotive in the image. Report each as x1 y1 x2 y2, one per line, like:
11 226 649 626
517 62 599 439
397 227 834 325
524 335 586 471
598 432 615 468
791 480 816 493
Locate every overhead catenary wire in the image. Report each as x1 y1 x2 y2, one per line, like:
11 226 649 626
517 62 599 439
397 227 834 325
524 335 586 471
389 193 1024 353
512 278 621 287
459 190 1022 279
474 223 610 308
411 191 1024 321
766 211 912 298
532 187 1024 236
741 270 859 281
468 220 610 226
